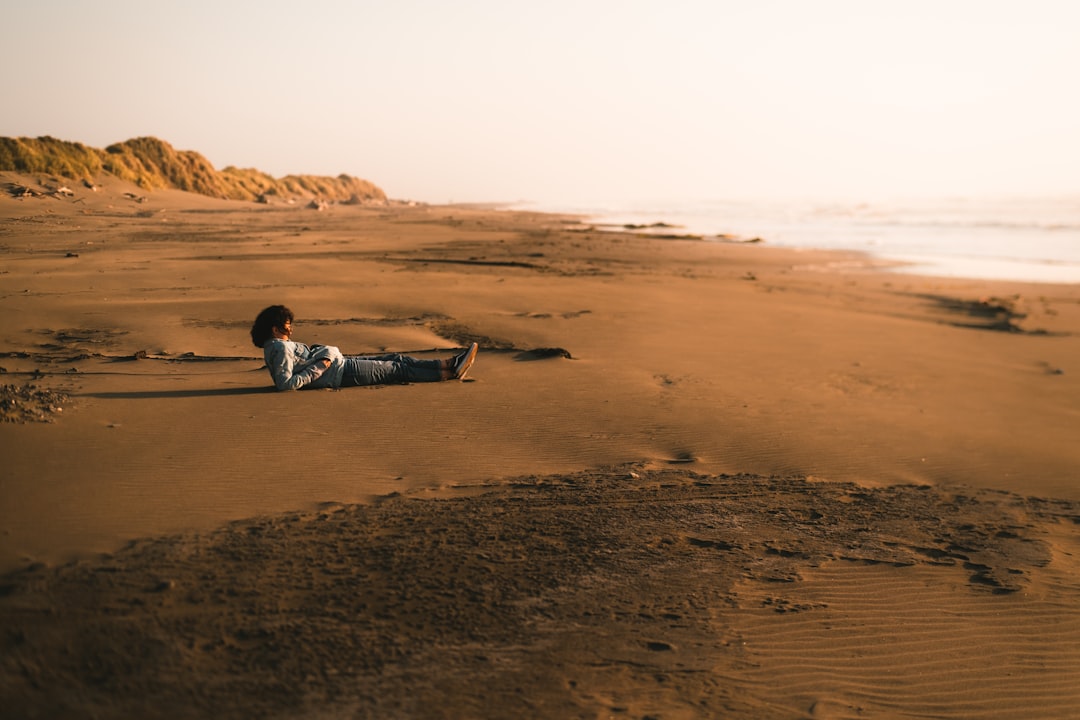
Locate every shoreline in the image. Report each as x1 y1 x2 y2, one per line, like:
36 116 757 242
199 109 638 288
517 198 1080 286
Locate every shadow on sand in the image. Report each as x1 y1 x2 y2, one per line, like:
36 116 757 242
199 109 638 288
82 387 275 400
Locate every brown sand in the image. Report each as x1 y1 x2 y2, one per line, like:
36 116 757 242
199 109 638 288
2 172 1079 718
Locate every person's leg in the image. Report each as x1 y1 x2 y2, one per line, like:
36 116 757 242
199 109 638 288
340 345 478 386
341 356 445 386
362 353 448 369
356 352 412 362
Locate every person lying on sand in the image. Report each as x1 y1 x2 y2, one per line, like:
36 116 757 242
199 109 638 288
250 305 478 391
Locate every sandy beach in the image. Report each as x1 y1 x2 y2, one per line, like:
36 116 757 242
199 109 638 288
2 172 1080 718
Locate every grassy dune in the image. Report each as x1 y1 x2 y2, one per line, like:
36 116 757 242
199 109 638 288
0 135 386 203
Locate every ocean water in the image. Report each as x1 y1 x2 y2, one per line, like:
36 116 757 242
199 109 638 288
519 196 1080 284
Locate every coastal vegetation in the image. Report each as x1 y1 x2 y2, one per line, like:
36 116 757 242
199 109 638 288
0 135 385 203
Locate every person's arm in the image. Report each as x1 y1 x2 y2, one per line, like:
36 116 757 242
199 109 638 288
265 341 329 391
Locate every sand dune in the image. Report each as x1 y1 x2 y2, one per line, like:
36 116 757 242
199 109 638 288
0 136 386 202
2 174 1079 718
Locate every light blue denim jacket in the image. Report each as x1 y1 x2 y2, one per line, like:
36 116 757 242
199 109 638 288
263 339 345 390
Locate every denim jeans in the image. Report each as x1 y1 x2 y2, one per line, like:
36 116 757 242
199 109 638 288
341 353 443 386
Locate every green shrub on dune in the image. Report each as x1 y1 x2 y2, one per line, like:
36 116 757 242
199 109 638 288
0 136 105 179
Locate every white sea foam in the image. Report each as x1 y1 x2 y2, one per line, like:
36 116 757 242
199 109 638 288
517 196 1080 284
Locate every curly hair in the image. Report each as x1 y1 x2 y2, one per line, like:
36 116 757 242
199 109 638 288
250 305 294 348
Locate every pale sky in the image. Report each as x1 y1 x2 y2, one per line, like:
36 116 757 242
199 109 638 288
4 0 1078 205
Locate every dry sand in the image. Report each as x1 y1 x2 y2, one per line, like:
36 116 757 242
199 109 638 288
2 172 1079 718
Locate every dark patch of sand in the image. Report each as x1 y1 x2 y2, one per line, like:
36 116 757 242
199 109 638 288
3 465 1077 719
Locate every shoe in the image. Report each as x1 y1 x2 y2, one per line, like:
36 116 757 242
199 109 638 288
453 342 479 379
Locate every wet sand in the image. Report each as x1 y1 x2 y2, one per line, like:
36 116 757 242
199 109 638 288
2 173 1079 718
